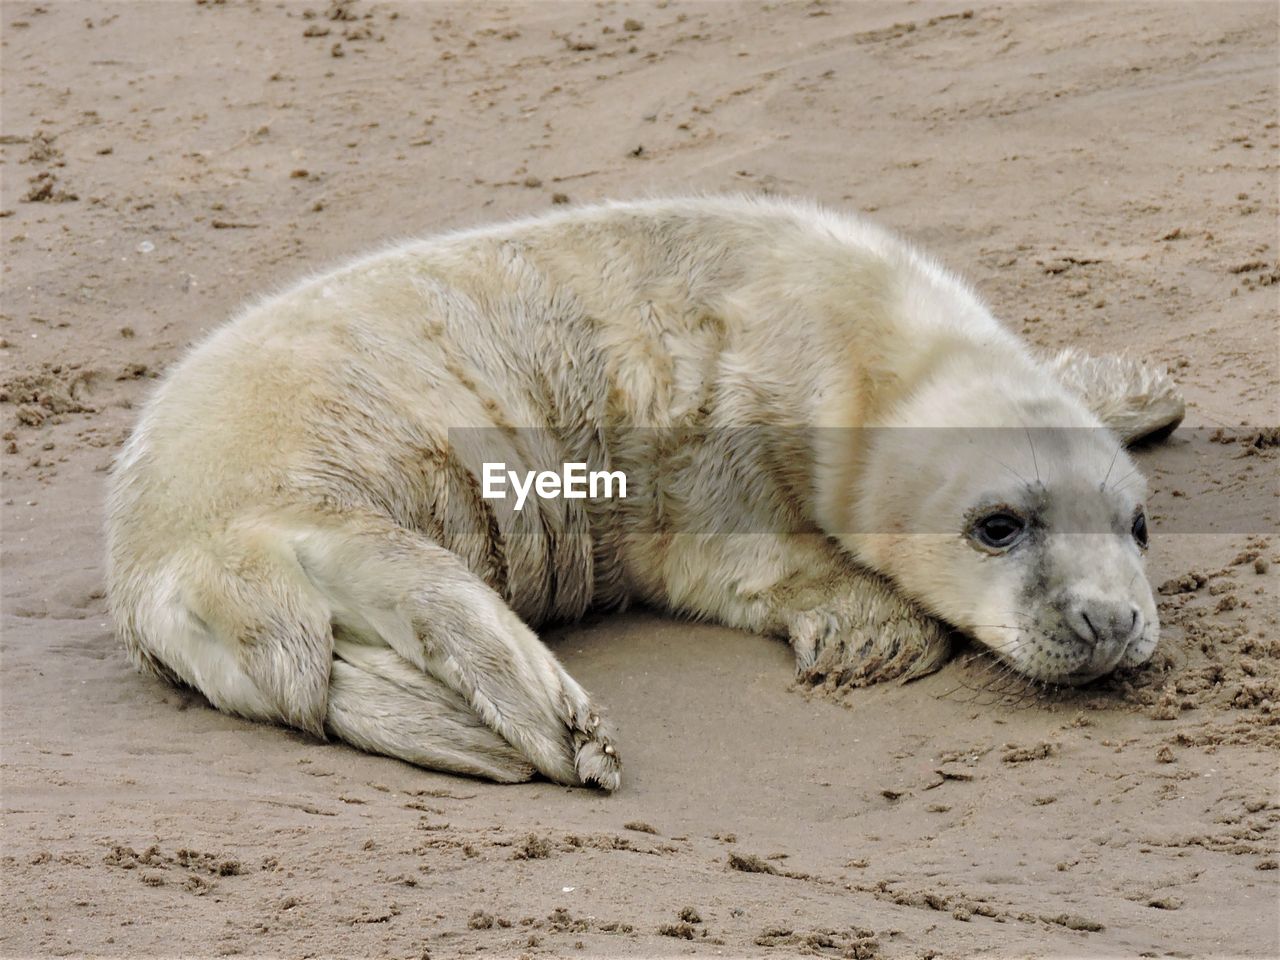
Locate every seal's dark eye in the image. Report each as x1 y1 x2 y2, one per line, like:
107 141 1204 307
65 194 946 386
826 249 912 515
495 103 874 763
972 511 1027 550
1132 509 1148 549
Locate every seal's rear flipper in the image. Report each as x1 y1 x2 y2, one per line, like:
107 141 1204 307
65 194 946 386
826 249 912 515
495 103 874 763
1045 348 1186 446
328 641 535 783
124 510 621 789
294 518 622 791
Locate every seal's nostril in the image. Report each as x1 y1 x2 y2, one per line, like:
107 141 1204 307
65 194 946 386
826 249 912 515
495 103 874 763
1071 601 1141 649
1080 610 1100 644
1126 605 1144 642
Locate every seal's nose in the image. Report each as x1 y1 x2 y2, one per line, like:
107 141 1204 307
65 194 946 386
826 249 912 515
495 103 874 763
1065 597 1142 649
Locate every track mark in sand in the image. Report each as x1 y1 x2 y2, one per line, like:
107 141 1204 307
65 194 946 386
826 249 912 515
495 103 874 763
347 904 399 925
510 833 553 860
754 924 880 957
404 787 477 800
100 843 249 896
1041 913 1105 932
1001 741 1060 763
727 850 778 875
446 908 638 952
261 799 339 817
727 849 815 881
851 9 976 46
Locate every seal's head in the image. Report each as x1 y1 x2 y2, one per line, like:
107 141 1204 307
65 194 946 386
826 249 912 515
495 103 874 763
847 366 1159 686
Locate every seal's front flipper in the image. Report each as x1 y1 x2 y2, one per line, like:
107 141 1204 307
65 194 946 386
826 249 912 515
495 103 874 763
788 576 953 690
1045 347 1185 445
645 533 954 691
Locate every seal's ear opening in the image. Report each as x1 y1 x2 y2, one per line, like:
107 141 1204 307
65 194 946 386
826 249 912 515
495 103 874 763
1044 347 1185 446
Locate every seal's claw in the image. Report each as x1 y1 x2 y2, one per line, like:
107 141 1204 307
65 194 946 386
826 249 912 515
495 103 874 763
574 737 621 791
566 698 622 791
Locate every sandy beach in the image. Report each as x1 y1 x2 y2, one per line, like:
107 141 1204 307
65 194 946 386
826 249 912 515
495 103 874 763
2 2 1277 957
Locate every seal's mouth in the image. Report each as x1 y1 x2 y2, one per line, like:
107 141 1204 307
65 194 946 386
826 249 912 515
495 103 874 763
1030 637 1132 686
984 630 1134 687
1060 665 1111 686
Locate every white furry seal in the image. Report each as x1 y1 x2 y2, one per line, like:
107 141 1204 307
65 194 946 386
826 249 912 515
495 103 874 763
106 196 1184 789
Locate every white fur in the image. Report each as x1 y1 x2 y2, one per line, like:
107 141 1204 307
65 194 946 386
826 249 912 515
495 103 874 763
106 195 1182 786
